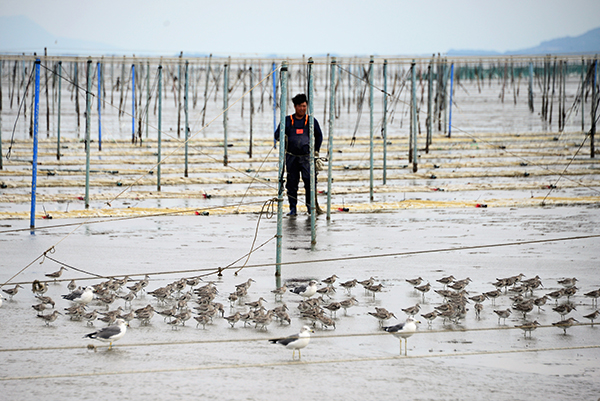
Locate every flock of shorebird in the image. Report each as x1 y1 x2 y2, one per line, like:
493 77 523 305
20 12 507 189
1 266 599 358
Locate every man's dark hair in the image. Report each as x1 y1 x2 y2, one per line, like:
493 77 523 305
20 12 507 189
292 93 308 106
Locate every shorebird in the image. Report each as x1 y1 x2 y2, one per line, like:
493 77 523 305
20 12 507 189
552 303 576 320
365 283 383 298
317 285 336 299
323 301 341 318
157 306 177 322
563 287 578 301
474 303 483 319
32 303 47 315
557 277 578 288
45 267 67 282
513 300 534 318
235 278 255 292
321 274 338 287
383 317 420 356
420 310 438 327
291 280 318 299
67 279 77 292
493 308 512 325
339 279 358 294
31 280 48 295
82 309 99 326
339 297 358 315
36 295 55 308
194 314 212 329
533 295 549 312
317 311 336 330
253 310 275 330
84 318 127 349
62 286 94 305
271 284 287 300
552 317 578 335
515 320 540 338
269 325 314 360
402 303 421 317
546 289 565 304
582 310 599 326
2 284 23 300
224 311 241 328
414 283 431 300
406 277 423 286
584 289 600 306
37 310 62 325
484 290 501 305
436 275 455 288
369 307 397 327
245 297 267 310
358 277 375 294
469 294 488 304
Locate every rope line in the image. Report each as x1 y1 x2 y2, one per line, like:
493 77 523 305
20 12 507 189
1 343 597 381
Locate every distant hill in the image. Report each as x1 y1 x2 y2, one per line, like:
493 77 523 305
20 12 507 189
448 27 600 56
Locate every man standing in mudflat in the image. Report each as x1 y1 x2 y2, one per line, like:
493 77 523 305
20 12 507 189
274 93 323 216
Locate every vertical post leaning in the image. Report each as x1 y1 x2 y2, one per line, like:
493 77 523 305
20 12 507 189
131 63 135 143
157 65 162 191
223 60 229 166
97 61 102 151
184 60 189 177
369 56 374 201
57 60 62 160
382 59 388 185
30 59 41 229
326 57 336 220
276 61 288 278
426 57 433 153
448 62 454 138
308 58 316 245
591 60 597 159
411 60 418 173
85 59 92 209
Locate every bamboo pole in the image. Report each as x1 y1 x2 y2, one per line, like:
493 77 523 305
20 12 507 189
368 56 374 201
97 61 102 150
157 65 162 191
84 59 92 209
382 59 388 185
184 60 189 177
308 58 316 245
44 48 49 137
591 59 597 158
411 60 418 173
276 61 288 278
57 61 61 160
131 63 136 143
249 65 254 158
223 59 229 166
426 57 433 153
448 62 454 137
326 57 336 220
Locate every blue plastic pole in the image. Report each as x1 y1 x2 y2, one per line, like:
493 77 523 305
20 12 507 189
131 64 135 142
272 61 277 148
97 62 102 151
30 59 41 230
448 63 454 137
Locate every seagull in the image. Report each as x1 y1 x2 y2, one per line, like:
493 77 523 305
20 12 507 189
84 318 128 350
62 286 94 305
291 280 318 299
383 317 421 356
269 325 314 360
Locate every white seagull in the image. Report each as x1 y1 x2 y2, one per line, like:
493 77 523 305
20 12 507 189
269 325 314 360
383 317 420 356
84 318 128 350
62 286 94 305
291 280 318 299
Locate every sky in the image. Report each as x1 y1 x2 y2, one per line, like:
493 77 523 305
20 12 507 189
1 0 599 56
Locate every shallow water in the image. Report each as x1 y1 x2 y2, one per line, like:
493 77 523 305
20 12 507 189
1 207 599 400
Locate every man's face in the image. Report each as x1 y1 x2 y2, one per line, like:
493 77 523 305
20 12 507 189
294 102 307 118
